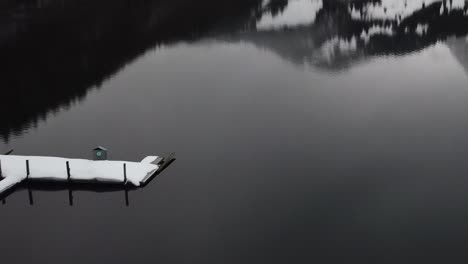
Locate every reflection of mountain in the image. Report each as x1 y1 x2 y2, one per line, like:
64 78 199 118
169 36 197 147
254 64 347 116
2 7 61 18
226 0 468 70
2 0 468 140
0 0 264 141
447 37 468 74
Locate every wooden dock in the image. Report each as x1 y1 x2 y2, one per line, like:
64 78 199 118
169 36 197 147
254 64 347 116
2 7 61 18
0 152 176 203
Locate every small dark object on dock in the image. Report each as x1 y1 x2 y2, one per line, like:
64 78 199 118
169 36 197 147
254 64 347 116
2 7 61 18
93 146 108 160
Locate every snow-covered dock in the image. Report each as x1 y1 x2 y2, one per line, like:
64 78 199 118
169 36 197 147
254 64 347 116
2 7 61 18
0 153 173 196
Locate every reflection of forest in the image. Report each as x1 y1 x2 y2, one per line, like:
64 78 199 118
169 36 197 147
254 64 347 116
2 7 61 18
1 0 468 140
0 0 264 140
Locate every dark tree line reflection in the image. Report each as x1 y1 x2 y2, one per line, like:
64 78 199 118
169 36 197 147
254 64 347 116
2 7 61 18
1 0 468 140
0 0 262 141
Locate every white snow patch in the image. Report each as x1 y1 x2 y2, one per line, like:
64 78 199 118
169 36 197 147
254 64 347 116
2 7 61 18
440 0 466 13
350 0 466 21
141 156 158 164
257 0 323 30
415 23 429 35
319 36 358 62
0 176 23 195
350 7 363 20
449 0 466 10
360 25 395 43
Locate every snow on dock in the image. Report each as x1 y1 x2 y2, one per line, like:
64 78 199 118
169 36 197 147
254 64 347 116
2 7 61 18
0 175 23 196
0 154 162 195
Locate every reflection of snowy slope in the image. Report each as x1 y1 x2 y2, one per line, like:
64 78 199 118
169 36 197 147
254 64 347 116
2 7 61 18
257 0 323 30
350 0 467 21
221 0 468 71
447 36 468 74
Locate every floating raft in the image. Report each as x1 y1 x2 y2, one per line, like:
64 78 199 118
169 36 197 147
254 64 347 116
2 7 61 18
0 153 174 196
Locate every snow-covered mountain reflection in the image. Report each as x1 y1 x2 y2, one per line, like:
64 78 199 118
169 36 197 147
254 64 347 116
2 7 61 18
1 0 468 140
256 0 323 30
224 0 468 71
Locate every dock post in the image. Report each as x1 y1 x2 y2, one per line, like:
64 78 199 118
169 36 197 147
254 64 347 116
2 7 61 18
66 161 71 180
26 160 30 179
1 198 5 205
124 188 129 207
68 188 73 206
123 163 127 185
28 187 33 205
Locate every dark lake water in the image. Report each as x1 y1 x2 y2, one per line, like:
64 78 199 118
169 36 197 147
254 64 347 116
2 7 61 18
2 0 468 262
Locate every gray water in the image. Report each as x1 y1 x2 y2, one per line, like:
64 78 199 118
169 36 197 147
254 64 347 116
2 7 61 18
2 0 468 262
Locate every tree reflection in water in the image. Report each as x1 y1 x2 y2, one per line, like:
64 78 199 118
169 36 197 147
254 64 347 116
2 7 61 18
1 0 468 140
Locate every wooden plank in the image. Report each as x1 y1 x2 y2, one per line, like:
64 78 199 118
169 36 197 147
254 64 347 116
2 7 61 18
153 157 164 165
140 153 176 185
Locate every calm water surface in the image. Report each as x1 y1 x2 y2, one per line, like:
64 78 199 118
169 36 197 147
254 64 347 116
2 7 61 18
2 0 468 262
